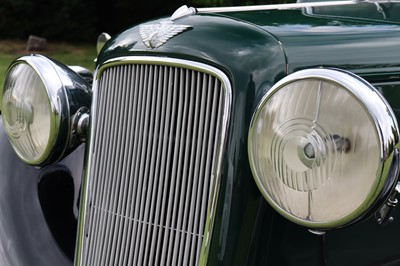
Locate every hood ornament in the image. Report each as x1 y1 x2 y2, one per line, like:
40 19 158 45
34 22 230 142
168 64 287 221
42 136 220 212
140 5 196 49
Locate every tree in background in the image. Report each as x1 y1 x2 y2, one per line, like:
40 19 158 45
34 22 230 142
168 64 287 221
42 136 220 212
0 0 287 42
98 0 285 34
96 0 187 36
0 0 97 42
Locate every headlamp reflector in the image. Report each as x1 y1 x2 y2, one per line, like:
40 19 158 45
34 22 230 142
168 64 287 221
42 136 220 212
249 68 399 229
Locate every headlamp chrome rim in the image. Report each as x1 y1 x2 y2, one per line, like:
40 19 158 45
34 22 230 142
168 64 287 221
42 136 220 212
248 68 400 229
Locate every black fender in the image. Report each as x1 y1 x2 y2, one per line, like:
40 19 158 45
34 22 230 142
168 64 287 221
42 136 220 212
0 115 84 265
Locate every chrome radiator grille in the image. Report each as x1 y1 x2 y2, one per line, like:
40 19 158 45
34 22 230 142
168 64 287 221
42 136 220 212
77 58 230 266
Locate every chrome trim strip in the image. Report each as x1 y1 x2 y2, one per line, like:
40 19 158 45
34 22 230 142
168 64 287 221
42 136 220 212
196 0 399 13
75 56 232 265
197 1 356 13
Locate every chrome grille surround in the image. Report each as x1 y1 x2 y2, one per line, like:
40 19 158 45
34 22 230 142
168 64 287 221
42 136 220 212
75 56 232 266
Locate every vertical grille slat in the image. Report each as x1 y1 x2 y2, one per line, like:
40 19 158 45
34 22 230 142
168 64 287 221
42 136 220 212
181 72 202 266
146 66 170 266
141 65 162 266
132 64 152 266
169 69 192 266
121 65 142 266
115 65 134 266
174 70 196 266
138 64 160 265
156 67 179 266
190 74 213 266
107 66 126 265
96 68 117 266
112 65 131 265
79 59 230 266
165 68 189 266
101 67 120 266
127 64 146 266
153 67 176 266
133 64 152 265
177 70 199 265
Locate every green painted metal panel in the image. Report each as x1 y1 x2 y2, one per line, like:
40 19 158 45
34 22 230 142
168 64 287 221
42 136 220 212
96 5 400 265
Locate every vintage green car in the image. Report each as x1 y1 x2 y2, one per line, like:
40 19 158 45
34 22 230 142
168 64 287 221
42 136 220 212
1 1 400 265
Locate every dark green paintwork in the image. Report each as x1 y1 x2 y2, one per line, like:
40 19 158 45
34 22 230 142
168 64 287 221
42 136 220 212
98 13 293 265
225 6 400 77
97 4 400 265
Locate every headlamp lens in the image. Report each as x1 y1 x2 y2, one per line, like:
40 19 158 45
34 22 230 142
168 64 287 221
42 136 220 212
2 63 53 164
249 69 399 228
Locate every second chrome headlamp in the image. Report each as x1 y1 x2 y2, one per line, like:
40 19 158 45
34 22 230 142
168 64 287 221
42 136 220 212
248 68 399 229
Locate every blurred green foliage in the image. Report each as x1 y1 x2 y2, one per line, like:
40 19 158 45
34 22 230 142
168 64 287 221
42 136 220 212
0 0 288 42
0 0 97 42
0 40 96 89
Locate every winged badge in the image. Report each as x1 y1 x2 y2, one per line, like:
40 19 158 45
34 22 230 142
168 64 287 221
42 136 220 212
140 20 192 49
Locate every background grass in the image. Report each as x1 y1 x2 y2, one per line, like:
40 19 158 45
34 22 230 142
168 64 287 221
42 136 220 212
0 40 97 87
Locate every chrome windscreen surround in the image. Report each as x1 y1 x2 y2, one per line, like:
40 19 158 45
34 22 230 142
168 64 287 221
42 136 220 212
248 68 400 229
75 56 232 265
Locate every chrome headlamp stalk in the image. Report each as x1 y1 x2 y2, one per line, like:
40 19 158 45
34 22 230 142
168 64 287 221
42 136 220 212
1 54 91 166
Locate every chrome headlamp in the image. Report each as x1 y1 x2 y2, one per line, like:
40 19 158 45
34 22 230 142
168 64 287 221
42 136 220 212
1 55 91 166
248 68 400 229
